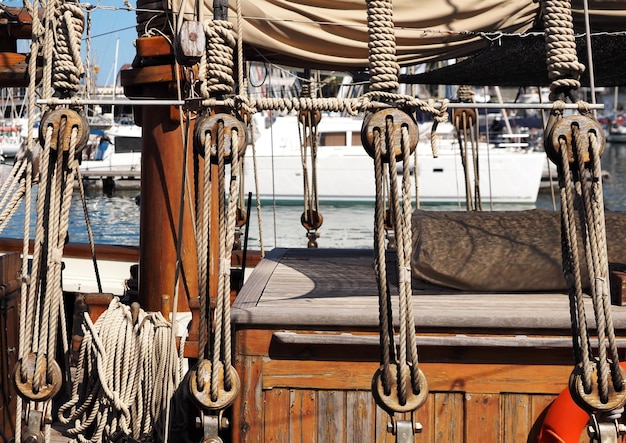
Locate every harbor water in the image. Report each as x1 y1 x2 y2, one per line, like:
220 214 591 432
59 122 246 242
2 142 626 250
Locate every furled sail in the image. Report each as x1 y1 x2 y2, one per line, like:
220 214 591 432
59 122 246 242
166 0 626 70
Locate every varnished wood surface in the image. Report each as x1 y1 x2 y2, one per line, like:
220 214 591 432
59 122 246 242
232 248 626 333
230 247 626 442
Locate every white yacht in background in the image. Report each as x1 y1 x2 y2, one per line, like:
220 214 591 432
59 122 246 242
245 114 546 205
80 123 142 178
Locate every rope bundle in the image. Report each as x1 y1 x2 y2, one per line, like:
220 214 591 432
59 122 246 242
58 298 183 442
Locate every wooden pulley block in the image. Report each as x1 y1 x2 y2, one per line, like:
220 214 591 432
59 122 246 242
544 114 606 168
194 113 247 164
13 353 62 401
383 208 394 231
188 360 241 410
452 108 477 129
361 109 418 163
39 108 90 154
372 364 429 414
235 207 247 228
298 109 322 127
301 209 323 231
176 20 205 66
568 363 626 413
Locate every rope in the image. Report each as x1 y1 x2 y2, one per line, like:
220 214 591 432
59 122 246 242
542 0 585 101
199 20 236 99
366 0 398 93
58 298 183 442
14 0 90 440
53 0 85 95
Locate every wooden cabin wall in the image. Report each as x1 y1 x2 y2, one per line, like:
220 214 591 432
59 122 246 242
232 328 569 443
0 253 21 442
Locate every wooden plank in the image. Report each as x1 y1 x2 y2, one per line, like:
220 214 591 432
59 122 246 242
432 392 464 443
414 394 434 443
261 359 573 394
0 253 20 442
289 390 317 443
374 405 393 443
264 388 290 443
233 248 286 309
464 393 500 441
232 355 264 443
502 393 531 442
318 391 345 443
346 391 374 443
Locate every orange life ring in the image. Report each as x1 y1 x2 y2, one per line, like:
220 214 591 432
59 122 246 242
538 363 626 443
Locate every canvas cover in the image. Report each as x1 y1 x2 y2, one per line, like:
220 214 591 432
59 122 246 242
168 0 626 69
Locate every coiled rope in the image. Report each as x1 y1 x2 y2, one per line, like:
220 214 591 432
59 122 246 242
58 298 184 442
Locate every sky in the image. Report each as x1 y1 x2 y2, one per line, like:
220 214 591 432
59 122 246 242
6 0 138 87
84 0 138 87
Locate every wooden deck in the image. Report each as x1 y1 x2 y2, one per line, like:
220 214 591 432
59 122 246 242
231 247 626 442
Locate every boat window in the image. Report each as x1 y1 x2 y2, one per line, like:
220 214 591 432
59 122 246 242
319 132 346 147
115 136 141 153
352 132 361 148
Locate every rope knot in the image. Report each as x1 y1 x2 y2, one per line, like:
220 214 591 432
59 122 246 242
199 19 236 99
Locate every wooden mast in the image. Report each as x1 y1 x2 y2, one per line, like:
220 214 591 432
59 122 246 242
122 59 197 315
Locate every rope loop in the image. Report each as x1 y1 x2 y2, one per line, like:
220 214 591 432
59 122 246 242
541 0 585 101
199 19 236 99
366 0 399 93
53 0 85 96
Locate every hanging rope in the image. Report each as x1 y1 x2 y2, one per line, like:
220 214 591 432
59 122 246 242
186 13 243 440
58 298 184 442
359 0 428 438
11 1 103 443
298 78 323 248
542 0 626 439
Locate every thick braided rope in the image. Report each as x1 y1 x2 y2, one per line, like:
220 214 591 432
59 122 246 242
197 133 212 363
386 126 410 404
372 129 394 393
589 135 623 388
199 20 236 99
400 125 420 393
366 0 398 93
0 182 26 232
541 0 585 100
58 299 181 442
41 0 57 100
557 134 594 391
222 129 241 387
16 0 44 437
212 122 227 401
574 128 623 398
30 127 61 392
53 1 85 95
